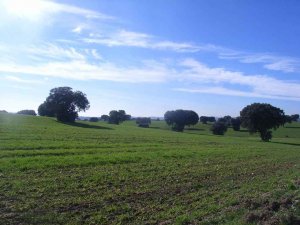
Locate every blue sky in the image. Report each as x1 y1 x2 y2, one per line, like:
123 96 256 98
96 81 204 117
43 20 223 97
0 0 299 117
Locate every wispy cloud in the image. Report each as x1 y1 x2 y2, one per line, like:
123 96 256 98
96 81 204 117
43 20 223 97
176 58 300 101
1 42 299 101
219 52 300 73
4 75 44 84
83 30 204 52
0 60 172 83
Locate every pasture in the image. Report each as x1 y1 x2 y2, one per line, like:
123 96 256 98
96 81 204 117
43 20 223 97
0 113 299 224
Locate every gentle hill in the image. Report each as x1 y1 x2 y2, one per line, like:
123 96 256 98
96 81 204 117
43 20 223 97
0 113 299 224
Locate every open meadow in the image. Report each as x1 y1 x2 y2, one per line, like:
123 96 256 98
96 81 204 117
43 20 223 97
0 112 299 224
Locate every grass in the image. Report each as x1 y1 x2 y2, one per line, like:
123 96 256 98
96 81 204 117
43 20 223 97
0 112 299 224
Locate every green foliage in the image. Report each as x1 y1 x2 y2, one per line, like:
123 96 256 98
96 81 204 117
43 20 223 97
240 103 286 141
211 120 228 135
200 116 216 124
164 110 199 132
108 110 131 125
100 114 109 121
136 117 151 127
231 117 241 131
89 117 99 122
39 87 90 123
17 109 36 116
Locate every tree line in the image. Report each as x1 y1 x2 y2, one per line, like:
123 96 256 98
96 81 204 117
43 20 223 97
9 86 300 142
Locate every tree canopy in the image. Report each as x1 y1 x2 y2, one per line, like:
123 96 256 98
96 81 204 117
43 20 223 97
38 87 90 123
200 116 216 124
211 120 228 135
240 103 286 141
108 110 131 125
136 117 151 128
17 110 36 116
164 110 199 132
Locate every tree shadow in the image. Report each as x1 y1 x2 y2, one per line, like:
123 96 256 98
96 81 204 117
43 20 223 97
57 121 113 130
185 128 205 131
270 141 300 147
285 126 300 129
238 130 249 132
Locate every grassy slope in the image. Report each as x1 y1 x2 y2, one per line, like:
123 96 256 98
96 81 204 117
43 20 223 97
0 113 299 224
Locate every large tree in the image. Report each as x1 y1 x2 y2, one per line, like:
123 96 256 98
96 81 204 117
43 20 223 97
164 110 199 132
38 87 90 123
240 103 286 141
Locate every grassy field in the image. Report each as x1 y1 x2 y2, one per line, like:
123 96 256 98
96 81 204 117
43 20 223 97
0 112 299 225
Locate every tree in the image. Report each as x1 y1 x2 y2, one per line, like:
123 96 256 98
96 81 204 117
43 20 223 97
38 102 55 117
108 110 131 125
211 121 228 135
240 103 286 141
136 117 151 128
17 110 37 116
164 110 199 132
291 114 299 122
0 110 8 113
231 117 241 131
38 87 90 123
89 117 99 122
200 116 216 124
186 110 199 126
100 115 109 121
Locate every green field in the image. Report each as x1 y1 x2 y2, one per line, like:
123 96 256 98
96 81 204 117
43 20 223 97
0 113 299 224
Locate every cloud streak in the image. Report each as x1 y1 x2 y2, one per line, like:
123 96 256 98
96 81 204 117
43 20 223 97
83 30 206 53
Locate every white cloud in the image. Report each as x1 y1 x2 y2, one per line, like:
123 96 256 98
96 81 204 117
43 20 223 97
83 30 203 52
4 75 44 84
177 59 300 101
174 87 300 101
219 52 300 73
0 60 172 83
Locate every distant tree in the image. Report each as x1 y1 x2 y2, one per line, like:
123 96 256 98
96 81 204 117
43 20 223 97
0 110 7 113
38 87 90 123
89 117 99 122
100 115 109 121
164 110 199 132
136 117 151 128
231 117 241 131
186 110 199 126
291 114 299 122
240 103 286 141
108 110 131 124
38 101 55 117
17 110 37 116
211 121 228 135
284 115 292 124
200 116 216 124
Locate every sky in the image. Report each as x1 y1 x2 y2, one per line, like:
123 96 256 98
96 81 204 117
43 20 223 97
0 0 299 117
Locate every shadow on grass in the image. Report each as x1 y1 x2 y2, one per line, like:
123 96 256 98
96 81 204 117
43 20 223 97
271 141 300 147
285 126 300 129
57 121 113 130
149 126 161 129
185 128 205 131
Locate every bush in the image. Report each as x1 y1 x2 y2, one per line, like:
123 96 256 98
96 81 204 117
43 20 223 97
17 110 37 116
211 121 228 135
89 117 99 122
